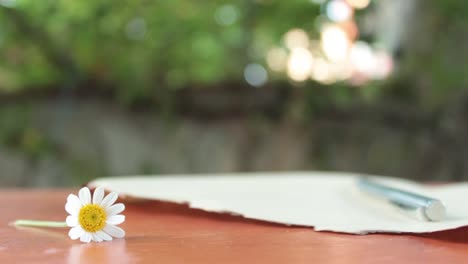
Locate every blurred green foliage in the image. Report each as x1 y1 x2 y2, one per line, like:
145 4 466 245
0 0 467 111
0 0 321 102
0 105 53 158
388 0 468 111
2 1 468 185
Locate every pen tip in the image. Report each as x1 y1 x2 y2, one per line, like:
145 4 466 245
425 200 446 221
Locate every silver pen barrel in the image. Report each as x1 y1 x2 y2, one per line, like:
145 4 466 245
357 177 446 221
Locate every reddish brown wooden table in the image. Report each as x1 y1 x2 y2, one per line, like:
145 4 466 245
1 189 468 263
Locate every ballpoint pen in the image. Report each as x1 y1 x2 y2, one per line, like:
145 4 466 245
357 177 446 221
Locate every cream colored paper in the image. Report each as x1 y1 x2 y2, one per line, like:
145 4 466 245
89 172 468 234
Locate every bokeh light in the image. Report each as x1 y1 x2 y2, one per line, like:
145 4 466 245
310 58 333 84
284 29 310 50
287 47 314 82
0 0 16 8
321 24 350 62
372 51 394 80
326 0 353 22
125 18 147 41
339 20 359 41
349 41 375 76
345 0 371 9
214 4 239 26
263 0 392 86
331 61 353 81
266 48 288 72
244 64 268 87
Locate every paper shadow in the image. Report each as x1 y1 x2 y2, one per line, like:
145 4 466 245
411 227 468 244
126 199 299 228
126 199 468 244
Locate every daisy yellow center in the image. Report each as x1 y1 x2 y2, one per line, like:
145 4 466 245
78 204 107 232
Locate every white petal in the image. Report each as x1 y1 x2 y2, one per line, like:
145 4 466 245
65 203 78 216
106 215 125 225
80 232 92 243
68 226 84 240
93 187 105 205
106 203 125 216
96 231 113 241
65 194 82 215
78 187 91 205
66 215 79 227
67 194 82 209
100 192 118 208
103 224 125 238
91 233 103 242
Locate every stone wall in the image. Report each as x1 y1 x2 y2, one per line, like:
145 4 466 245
0 98 464 187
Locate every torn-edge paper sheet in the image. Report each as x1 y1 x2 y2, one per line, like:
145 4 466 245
88 172 468 234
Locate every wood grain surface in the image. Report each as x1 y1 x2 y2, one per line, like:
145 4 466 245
1 189 468 264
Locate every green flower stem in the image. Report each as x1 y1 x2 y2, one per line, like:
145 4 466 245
13 220 67 228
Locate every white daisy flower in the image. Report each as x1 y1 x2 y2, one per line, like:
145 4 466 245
65 187 126 243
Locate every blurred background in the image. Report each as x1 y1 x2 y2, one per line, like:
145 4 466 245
1 0 468 187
